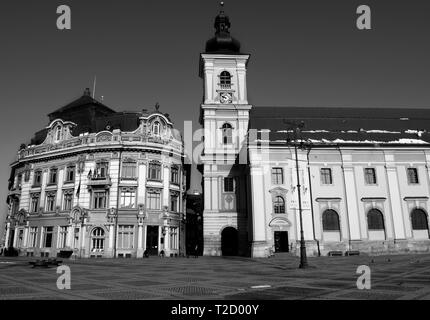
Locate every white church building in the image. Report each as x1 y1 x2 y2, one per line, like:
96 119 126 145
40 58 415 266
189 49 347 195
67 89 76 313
199 5 430 258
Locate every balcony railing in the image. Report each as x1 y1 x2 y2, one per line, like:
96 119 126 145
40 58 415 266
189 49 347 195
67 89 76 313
87 174 112 187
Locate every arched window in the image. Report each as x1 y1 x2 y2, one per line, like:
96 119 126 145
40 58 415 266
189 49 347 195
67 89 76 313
273 196 285 214
322 209 340 231
222 123 233 144
367 209 385 230
220 71 231 88
91 227 105 252
411 209 429 230
152 121 160 136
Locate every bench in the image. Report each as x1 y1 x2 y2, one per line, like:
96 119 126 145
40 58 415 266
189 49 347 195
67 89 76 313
345 250 360 256
29 259 63 268
29 260 49 268
328 251 343 256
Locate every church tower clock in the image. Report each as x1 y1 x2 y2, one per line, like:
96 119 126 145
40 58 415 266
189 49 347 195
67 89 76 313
199 3 252 256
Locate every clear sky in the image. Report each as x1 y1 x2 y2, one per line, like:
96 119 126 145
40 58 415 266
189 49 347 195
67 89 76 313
1 0 430 242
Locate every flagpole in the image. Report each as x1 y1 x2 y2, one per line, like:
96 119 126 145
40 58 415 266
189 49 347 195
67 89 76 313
92 76 97 99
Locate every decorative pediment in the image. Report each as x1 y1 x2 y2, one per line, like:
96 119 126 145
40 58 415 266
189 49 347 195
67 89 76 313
43 118 77 145
269 187 288 195
96 131 113 142
269 217 292 228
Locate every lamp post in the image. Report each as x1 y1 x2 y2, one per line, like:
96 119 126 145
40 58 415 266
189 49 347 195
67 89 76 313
284 120 309 269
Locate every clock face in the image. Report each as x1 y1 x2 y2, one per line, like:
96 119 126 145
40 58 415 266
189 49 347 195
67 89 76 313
220 92 232 104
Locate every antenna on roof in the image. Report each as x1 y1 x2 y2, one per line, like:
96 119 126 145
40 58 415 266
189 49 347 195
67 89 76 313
92 75 97 99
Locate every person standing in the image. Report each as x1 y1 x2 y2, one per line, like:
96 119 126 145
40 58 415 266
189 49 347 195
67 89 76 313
194 244 199 258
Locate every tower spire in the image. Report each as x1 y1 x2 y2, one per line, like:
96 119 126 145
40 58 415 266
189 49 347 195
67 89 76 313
205 1 241 53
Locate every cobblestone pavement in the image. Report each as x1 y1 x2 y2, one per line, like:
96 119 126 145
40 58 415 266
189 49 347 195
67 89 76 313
1 253 430 300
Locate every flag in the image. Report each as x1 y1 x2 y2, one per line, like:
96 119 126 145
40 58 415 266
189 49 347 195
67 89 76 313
76 176 81 198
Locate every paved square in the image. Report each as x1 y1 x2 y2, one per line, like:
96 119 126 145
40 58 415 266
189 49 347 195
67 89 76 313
1 253 430 300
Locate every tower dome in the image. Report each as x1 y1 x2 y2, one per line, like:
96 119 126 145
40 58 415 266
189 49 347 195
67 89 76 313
205 2 241 54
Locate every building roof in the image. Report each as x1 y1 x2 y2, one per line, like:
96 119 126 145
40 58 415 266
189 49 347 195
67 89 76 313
249 106 430 146
48 88 115 120
205 3 241 54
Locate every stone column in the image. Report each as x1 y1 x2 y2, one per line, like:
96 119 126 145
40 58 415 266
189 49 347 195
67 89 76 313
56 168 64 208
108 223 114 250
39 170 48 209
81 219 87 257
164 226 170 255
342 165 361 241
12 226 18 247
385 165 406 239
137 162 147 207
250 165 268 257
163 165 170 208
23 223 29 248
66 223 73 248
137 218 144 258
4 222 10 248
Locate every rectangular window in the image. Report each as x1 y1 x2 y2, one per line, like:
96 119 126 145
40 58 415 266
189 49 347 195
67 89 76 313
30 194 40 213
45 193 56 212
33 171 42 186
95 162 109 178
63 191 74 211
48 168 58 184
65 166 75 182
271 168 283 185
364 168 377 185
58 226 68 248
121 162 137 179
170 194 178 212
320 168 333 185
29 227 38 247
147 191 161 210
224 177 234 192
407 168 419 184
120 189 136 208
148 163 161 180
170 167 179 184
118 225 134 249
93 191 107 209
43 226 54 248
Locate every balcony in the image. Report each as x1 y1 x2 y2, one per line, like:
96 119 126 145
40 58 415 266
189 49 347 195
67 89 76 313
220 83 231 90
8 187 21 197
87 174 112 188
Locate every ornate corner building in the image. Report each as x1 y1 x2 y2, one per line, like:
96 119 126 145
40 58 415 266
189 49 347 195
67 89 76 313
4 89 186 258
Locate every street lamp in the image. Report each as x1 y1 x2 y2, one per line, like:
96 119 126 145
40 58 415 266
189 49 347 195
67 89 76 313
284 120 309 269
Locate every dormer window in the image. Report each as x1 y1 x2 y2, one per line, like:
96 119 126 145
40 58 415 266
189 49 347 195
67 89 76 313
220 71 231 89
152 121 160 136
222 123 233 144
55 126 62 141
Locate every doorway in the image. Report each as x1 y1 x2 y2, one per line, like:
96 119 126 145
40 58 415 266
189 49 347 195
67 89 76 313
274 231 289 252
146 226 159 255
221 227 238 256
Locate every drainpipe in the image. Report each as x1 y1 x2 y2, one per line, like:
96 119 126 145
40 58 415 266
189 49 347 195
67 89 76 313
337 145 351 252
306 146 320 256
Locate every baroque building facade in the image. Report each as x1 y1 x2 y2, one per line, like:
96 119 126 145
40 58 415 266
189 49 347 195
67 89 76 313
199 6 430 257
3 89 186 258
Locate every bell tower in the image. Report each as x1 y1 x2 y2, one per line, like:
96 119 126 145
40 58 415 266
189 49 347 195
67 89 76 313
199 2 252 256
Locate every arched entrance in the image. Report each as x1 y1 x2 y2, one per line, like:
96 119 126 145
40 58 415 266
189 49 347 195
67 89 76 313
221 227 238 256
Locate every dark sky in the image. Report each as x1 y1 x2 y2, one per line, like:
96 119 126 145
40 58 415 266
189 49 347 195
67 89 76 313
1 0 430 238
